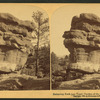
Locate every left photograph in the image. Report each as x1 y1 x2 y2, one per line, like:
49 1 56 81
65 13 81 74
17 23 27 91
0 4 50 90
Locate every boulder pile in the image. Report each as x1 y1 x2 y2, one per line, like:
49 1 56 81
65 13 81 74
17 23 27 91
0 13 35 72
63 13 100 73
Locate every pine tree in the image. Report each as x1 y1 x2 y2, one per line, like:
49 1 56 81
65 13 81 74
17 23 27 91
32 11 49 76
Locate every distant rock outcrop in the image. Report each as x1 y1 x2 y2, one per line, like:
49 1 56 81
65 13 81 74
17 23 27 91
0 13 35 72
63 13 100 73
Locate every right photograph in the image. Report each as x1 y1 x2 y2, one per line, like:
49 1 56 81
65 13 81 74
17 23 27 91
51 5 100 90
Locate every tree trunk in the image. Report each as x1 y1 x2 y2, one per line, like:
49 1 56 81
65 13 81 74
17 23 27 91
35 43 39 76
35 24 40 76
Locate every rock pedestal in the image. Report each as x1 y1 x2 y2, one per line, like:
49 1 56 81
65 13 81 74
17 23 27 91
0 13 35 72
63 13 100 74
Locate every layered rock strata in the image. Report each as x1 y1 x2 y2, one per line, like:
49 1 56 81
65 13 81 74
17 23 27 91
63 13 100 73
0 13 35 72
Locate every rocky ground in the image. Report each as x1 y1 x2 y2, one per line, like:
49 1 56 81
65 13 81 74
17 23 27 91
0 73 50 90
52 74 100 90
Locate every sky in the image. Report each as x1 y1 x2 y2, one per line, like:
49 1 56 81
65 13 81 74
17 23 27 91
0 4 48 21
51 4 100 57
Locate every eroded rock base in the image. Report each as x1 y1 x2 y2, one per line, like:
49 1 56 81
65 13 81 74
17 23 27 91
53 74 100 90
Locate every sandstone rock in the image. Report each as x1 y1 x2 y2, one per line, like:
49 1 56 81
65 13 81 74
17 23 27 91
0 13 35 72
63 30 87 39
0 13 35 31
55 74 100 90
63 13 100 73
71 13 100 27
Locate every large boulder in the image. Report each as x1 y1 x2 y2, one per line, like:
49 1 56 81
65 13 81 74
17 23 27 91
0 13 35 73
63 13 100 73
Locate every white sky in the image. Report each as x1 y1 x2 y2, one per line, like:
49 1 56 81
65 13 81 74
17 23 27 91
0 4 47 21
51 4 100 57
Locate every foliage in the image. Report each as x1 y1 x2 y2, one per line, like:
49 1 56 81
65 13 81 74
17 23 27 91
38 45 50 75
51 52 69 72
24 45 50 77
51 52 69 82
32 10 49 76
32 10 49 47
51 52 58 64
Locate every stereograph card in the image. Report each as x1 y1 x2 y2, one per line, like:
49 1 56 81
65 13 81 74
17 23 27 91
0 3 99 99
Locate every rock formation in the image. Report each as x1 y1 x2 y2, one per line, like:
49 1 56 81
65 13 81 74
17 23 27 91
63 13 100 74
0 13 35 72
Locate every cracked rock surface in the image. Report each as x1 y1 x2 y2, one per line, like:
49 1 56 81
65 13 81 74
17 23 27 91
0 13 35 72
63 13 100 73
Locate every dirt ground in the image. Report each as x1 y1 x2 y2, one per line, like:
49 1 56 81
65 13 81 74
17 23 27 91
0 73 50 90
52 74 100 90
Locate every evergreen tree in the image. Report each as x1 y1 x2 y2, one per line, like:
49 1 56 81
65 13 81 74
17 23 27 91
32 11 49 76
